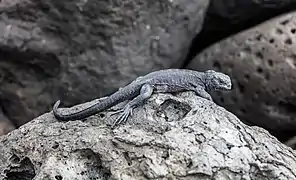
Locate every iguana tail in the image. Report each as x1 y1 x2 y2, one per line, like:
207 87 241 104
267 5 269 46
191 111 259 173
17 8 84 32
53 85 140 121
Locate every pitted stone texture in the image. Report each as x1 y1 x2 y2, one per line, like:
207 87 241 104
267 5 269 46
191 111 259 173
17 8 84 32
1 92 296 179
187 11 296 136
184 0 296 66
0 0 209 134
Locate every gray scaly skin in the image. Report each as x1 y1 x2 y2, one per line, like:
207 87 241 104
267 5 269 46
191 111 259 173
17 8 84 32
53 69 232 127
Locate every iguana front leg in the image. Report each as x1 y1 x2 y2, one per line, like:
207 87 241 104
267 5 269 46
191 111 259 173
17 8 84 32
194 87 213 101
111 84 153 128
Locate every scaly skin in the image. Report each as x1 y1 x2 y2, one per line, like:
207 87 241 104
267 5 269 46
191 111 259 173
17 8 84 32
53 69 232 127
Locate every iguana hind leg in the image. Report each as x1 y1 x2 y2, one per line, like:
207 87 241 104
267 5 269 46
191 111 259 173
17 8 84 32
111 84 153 128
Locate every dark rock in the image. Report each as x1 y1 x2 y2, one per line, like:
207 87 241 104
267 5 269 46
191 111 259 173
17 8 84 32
0 0 209 130
184 0 296 66
285 135 296 149
187 11 296 140
0 110 15 136
1 92 296 179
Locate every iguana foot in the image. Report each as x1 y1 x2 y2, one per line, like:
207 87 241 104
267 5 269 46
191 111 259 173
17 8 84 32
109 84 153 128
110 105 133 128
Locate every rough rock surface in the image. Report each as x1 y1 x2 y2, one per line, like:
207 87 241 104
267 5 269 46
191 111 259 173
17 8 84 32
187 11 296 140
1 92 296 180
184 0 296 65
0 0 209 132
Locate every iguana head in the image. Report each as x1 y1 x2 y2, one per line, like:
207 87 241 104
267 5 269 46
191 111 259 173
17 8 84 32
204 70 232 91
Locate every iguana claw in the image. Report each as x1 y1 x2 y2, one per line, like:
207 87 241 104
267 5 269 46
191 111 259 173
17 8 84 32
111 105 133 128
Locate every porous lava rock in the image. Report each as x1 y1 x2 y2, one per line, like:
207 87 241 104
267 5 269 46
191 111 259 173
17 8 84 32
0 0 209 134
187 11 296 140
184 0 296 65
1 92 296 179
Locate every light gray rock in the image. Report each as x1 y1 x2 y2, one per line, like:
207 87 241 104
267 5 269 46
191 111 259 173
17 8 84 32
187 11 296 139
0 0 209 132
1 92 296 180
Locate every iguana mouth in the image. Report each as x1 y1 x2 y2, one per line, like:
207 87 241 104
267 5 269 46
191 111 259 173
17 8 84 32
226 84 232 90
216 84 232 91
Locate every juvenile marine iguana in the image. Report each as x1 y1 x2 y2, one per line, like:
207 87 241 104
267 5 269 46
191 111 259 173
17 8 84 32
53 69 232 127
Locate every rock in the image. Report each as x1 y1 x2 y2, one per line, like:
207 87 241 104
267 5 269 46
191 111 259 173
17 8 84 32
184 0 296 65
285 135 296 149
1 92 296 179
0 0 209 129
186 11 296 140
0 110 15 136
